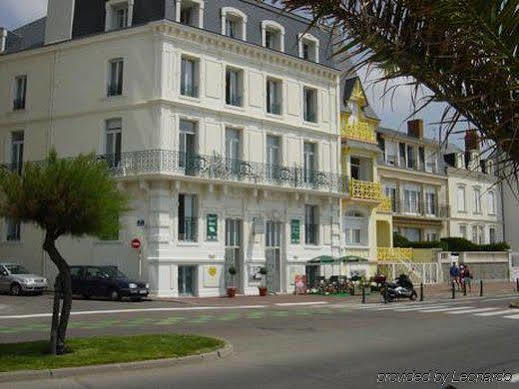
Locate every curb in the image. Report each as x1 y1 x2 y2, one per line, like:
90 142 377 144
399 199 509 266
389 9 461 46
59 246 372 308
0 341 233 383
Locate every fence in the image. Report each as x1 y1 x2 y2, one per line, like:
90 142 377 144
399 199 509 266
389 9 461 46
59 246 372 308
377 262 440 285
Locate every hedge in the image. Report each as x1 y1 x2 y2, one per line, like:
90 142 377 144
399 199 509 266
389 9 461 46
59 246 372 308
392 234 509 252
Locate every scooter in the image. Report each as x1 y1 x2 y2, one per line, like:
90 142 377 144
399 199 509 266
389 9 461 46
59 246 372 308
381 274 417 302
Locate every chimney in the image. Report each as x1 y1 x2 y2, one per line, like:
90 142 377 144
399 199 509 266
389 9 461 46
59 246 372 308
0 28 6 54
44 0 76 45
407 119 424 139
464 129 480 151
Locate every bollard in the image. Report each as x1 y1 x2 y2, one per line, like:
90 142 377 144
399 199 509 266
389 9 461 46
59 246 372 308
463 280 467 296
451 282 456 299
480 279 483 297
420 283 424 302
383 284 388 304
362 284 366 304
351 283 355 296
516 278 519 293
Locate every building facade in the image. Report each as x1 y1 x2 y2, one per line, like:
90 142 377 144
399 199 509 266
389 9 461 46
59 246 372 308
0 0 345 297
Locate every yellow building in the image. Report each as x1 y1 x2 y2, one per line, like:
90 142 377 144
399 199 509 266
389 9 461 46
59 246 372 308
340 76 393 276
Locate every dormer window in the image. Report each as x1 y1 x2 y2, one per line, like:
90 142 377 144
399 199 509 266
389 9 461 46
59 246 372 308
105 0 134 31
261 21 285 52
221 7 247 40
176 0 204 28
298 33 319 63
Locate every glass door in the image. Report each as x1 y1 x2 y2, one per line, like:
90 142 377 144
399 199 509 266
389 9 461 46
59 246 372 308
179 120 197 175
178 266 196 296
225 219 242 291
265 221 282 292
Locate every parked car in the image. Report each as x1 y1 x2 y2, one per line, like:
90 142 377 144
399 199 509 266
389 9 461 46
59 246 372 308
70 265 149 301
0 263 48 296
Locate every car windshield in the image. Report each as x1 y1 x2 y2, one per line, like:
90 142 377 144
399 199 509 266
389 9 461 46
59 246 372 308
5 265 30 274
100 267 127 279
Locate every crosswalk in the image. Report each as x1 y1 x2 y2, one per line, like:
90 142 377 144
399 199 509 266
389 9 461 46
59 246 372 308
351 299 519 321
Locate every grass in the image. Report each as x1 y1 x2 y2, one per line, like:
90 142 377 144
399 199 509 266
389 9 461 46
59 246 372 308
0 334 225 373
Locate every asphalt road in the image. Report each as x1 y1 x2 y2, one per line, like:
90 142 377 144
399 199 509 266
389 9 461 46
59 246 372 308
1 294 519 389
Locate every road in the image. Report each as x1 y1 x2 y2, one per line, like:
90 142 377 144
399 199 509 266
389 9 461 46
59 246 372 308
1 294 519 388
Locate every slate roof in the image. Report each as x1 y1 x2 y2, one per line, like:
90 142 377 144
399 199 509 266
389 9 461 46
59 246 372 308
4 17 46 54
340 76 380 121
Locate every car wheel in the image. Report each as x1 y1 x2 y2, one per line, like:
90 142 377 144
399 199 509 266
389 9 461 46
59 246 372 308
110 290 121 301
10 284 22 296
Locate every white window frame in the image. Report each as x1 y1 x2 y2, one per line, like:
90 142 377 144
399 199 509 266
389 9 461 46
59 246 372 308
344 211 367 247
298 33 319 63
457 185 466 212
176 0 204 28
5 219 21 242
180 55 200 98
459 224 467 239
225 66 244 107
261 20 285 52
105 0 134 31
303 86 318 123
473 186 482 214
107 58 124 97
266 77 282 115
487 191 496 215
221 7 247 41
13 75 27 111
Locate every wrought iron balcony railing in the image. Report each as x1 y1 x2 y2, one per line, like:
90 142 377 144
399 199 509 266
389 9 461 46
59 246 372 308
98 150 348 193
378 156 442 175
341 121 377 144
391 199 449 218
349 179 384 201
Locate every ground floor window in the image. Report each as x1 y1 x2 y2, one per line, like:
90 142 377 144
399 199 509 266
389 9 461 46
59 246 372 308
178 265 197 296
6 219 20 242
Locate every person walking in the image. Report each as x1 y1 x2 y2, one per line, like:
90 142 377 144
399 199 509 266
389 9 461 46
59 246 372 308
450 263 460 291
464 265 473 292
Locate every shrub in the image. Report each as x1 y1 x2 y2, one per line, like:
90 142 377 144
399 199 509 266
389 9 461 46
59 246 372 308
393 233 410 248
440 238 510 252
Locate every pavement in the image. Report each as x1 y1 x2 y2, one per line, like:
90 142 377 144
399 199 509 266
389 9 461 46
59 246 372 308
0 285 518 388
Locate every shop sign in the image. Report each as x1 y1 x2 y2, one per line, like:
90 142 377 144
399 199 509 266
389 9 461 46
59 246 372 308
291 219 300 244
207 214 218 241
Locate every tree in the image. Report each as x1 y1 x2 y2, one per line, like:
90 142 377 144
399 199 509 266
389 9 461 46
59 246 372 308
274 0 518 185
0 150 128 355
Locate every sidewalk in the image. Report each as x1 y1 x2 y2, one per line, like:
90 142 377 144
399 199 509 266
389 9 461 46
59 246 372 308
154 281 519 306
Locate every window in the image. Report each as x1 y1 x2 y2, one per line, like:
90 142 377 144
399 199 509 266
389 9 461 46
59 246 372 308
407 145 415 169
402 227 421 242
298 33 319 62
105 0 132 31
457 186 466 212
472 225 478 243
6 219 20 242
303 142 316 184
404 189 420 214
488 191 496 215
478 225 484 244
489 227 496 244
266 78 282 115
180 56 199 98
13 75 27 110
225 128 241 176
305 205 318 245
105 119 122 168
178 0 204 28
459 224 467 239
179 120 197 174
344 210 365 246
10 131 24 174
221 7 247 40
225 68 243 107
425 191 437 216
303 87 317 123
419 147 425 170
178 194 198 242
350 157 361 180
262 21 285 51
399 143 406 167
385 186 397 212
473 187 481 214
425 232 437 242
107 59 124 97
266 135 281 180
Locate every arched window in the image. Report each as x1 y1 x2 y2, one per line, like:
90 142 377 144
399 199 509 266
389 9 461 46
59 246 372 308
176 0 204 28
261 20 285 52
221 7 247 41
298 33 319 63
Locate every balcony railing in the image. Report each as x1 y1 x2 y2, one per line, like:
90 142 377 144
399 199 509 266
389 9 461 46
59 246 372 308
98 150 348 193
391 199 449 218
341 121 377 144
378 156 442 175
349 179 384 201
377 247 414 262
377 196 393 213
179 217 198 242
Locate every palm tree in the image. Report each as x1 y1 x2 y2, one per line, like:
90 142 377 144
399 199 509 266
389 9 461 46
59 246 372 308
0 150 128 354
275 0 518 184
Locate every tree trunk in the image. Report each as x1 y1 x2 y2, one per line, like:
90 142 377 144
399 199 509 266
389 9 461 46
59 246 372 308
43 232 72 355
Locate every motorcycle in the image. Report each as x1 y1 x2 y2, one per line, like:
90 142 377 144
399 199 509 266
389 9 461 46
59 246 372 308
381 274 417 302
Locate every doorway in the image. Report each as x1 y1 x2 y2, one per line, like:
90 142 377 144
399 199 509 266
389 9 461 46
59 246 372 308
178 265 197 296
265 221 282 292
225 219 243 291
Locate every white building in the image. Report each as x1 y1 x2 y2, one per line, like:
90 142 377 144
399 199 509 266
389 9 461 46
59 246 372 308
444 131 504 244
0 0 344 297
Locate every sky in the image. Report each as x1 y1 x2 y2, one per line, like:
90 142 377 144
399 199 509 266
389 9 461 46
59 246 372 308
0 0 463 145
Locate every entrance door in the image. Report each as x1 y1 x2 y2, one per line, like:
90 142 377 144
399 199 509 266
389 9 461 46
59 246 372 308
265 221 282 292
225 219 242 291
178 266 196 296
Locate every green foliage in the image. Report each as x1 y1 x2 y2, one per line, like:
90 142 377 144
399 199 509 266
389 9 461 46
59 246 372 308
228 266 237 275
0 150 128 240
440 237 510 252
393 233 410 248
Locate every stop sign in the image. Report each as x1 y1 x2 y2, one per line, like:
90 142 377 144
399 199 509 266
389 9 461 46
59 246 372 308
131 238 141 250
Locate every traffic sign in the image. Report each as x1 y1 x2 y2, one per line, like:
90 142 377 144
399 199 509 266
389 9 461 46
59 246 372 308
131 238 141 250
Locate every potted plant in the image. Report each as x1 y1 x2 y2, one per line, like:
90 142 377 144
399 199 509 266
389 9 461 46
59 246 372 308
227 266 237 298
258 267 268 297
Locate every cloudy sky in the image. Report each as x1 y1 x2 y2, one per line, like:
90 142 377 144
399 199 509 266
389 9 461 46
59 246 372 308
0 0 462 144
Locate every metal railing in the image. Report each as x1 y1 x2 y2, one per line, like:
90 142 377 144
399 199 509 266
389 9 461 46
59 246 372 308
349 179 384 201
378 156 442 175
178 217 198 242
341 121 377 143
99 150 348 193
392 199 449 218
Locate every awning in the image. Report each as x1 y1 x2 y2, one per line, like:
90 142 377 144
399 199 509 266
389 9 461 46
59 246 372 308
338 256 369 263
307 255 337 264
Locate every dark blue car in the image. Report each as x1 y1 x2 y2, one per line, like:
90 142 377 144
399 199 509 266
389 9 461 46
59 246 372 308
70 265 149 301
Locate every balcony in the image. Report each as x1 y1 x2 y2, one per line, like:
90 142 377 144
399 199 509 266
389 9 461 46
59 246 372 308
377 196 393 213
97 150 347 194
378 156 442 175
377 247 414 262
391 199 449 218
349 179 384 201
341 121 376 144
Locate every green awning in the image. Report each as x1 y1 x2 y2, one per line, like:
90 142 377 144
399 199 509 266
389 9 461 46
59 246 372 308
338 256 369 263
308 255 337 264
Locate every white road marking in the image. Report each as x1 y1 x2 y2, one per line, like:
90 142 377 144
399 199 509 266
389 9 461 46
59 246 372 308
275 302 328 307
474 309 519 317
419 306 475 313
0 304 269 320
510 373 519 383
503 313 519 320
393 305 450 312
482 296 519 302
447 307 499 315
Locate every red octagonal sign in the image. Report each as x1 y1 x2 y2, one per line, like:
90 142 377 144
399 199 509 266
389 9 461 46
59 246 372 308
131 238 141 250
